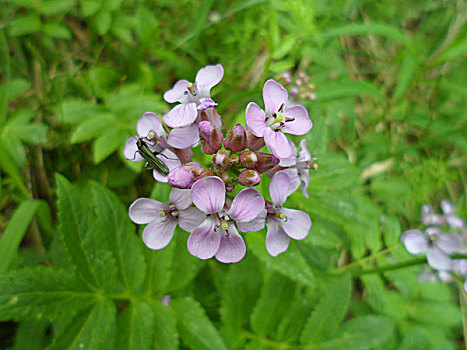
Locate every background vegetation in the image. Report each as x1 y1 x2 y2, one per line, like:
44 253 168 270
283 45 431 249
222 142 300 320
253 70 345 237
0 0 466 349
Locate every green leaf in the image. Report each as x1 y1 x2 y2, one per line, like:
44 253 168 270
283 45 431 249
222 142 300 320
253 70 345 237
42 23 72 40
0 30 10 127
250 272 296 337
56 174 100 287
93 127 125 163
300 273 352 344
94 11 112 35
315 81 384 102
14 320 48 350
320 23 414 52
116 300 155 350
70 113 117 143
81 0 102 16
88 182 146 292
0 267 96 322
171 297 228 350
312 316 394 350
0 199 40 273
9 15 42 36
220 256 262 349
47 298 116 350
246 232 315 287
0 143 29 197
152 300 179 350
38 0 76 15
392 51 417 101
408 300 461 327
58 99 106 124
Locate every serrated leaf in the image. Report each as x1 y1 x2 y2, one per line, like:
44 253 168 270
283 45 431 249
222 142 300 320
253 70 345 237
93 127 125 163
0 199 40 273
0 267 96 322
116 300 155 350
312 316 394 350
47 298 116 350
88 182 146 292
220 256 262 349
300 273 352 344
70 113 117 143
152 300 179 350
171 297 228 350
246 232 315 287
250 272 296 337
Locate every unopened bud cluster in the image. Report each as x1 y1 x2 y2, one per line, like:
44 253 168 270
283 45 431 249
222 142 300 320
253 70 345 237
125 64 317 263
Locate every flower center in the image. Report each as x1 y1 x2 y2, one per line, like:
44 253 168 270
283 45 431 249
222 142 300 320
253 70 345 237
184 82 201 104
265 103 295 131
159 204 179 222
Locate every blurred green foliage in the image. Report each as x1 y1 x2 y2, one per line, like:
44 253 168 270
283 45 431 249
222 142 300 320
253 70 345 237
0 0 466 349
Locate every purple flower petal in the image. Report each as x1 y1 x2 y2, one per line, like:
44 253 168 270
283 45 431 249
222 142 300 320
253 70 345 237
164 80 190 103
215 225 246 263
282 105 312 135
163 103 198 128
142 216 177 250
129 198 167 224
300 170 310 198
245 102 267 137
427 246 451 271
263 79 288 116
124 136 143 161
227 188 264 222
167 124 200 149
191 176 226 214
153 149 181 183
266 221 290 256
187 217 221 259
197 97 218 111
169 188 192 210
440 199 455 215
195 64 224 97
270 171 293 205
264 128 292 159
137 112 165 138
436 234 462 254
298 139 311 162
237 209 267 232
446 214 465 229
277 168 300 196
278 139 298 167
401 229 428 254
178 207 206 233
281 208 311 240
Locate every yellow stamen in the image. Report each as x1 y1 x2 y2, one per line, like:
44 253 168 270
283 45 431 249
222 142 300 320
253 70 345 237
187 82 195 94
220 219 229 230
274 212 286 220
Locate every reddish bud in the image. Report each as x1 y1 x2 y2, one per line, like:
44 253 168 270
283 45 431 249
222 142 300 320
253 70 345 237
245 128 265 151
224 124 247 152
226 184 235 192
173 148 193 163
199 121 223 155
168 166 196 189
199 168 216 178
238 169 261 187
240 151 258 169
228 154 240 166
255 152 279 173
218 171 231 183
199 107 222 130
212 151 229 170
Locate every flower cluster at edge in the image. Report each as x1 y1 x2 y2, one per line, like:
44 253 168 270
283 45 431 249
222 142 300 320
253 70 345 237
401 200 467 291
124 64 317 263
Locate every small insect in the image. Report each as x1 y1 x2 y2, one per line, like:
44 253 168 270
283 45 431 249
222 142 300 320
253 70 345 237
135 138 170 176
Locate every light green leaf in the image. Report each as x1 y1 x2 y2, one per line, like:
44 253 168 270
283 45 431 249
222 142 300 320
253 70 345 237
300 273 352 344
250 272 296 337
171 297 228 350
392 51 417 101
116 300 155 350
315 81 384 102
0 199 40 273
42 23 72 40
58 99 106 124
81 0 102 16
38 0 76 15
0 267 96 322
247 232 315 287
9 15 42 36
93 127 126 163
70 113 117 144
94 11 112 35
312 316 394 350
47 298 116 350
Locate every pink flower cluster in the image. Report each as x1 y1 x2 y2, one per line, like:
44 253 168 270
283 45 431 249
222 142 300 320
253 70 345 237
125 64 317 263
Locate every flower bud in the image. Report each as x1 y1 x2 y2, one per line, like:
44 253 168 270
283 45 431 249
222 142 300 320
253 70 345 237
199 121 223 155
240 151 258 169
199 168 216 178
168 166 196 189
228 154 239 166
173 148 193 163
199 107 222 130
212 151 229 170
255 152 279 173
245 128 265 151
226 184 235 192
218 171 230 183
224 124 247 152
238 169 261 187
183 162 204 178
